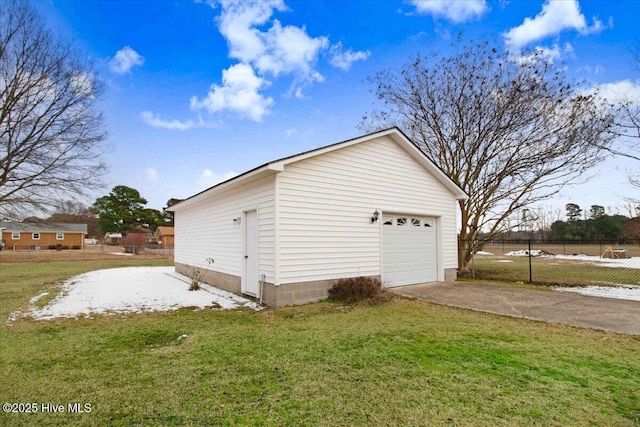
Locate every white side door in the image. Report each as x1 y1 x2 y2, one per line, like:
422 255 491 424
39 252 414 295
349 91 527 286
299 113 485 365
242 210 259 296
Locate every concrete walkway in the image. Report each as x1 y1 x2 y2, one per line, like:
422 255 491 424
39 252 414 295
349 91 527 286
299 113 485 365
391 281 640 336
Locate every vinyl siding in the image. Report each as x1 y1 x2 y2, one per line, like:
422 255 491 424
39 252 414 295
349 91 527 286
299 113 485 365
277 135 458 284
174 175 275 282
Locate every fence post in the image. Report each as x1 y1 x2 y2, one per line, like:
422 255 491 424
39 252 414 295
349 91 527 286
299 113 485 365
528 239 533 283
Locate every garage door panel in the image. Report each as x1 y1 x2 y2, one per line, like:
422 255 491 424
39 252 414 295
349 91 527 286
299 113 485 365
383 215 437 287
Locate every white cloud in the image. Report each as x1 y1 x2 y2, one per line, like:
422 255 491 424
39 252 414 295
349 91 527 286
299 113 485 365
593 80 640 105
504 0 605 50
142 0 367 127
190 63 274 122
69 71 95 98
215 1 328 89
109 46 145 74
198 168 239 189
517 42 574 64
407 0 488 23
141 111 196 130
144 167 158 183
214 0 286 64
578 64 604 75
259 20 328 79
329 42 371 71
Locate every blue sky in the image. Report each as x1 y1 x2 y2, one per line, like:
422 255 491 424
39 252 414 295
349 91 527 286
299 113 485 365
36 0 640 216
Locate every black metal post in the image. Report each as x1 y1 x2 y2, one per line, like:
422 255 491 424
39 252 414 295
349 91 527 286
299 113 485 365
528 239 533 283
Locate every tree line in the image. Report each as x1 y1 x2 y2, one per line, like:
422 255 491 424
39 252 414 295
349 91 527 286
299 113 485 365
19 185 181 239
551 203 639 241
488 203 640 242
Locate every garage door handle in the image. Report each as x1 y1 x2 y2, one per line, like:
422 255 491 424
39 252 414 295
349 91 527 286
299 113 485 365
244 255 248 259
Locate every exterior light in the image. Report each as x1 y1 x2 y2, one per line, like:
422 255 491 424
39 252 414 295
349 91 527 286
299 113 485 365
370 210 379 223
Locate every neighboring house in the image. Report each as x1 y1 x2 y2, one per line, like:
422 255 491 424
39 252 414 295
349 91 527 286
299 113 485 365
129 227 157 244
155 226 174 246
0 222 88 250
169 128 468 307
103 232 123 245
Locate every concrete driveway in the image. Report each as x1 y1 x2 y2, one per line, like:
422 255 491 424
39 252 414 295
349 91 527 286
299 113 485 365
391 281 640 336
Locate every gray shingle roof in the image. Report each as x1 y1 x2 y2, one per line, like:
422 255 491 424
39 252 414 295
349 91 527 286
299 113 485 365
0 222 88 234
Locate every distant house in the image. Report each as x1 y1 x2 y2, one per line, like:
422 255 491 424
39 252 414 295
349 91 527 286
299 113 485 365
0 222 87 250
155 226 174 246
129 227 157 244
103 232 123 245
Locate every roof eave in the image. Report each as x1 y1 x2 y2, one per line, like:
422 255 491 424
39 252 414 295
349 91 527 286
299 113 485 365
168 164 281 212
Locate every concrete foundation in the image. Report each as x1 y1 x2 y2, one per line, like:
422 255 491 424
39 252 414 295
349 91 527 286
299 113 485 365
175 263 456 307
444 268 458 282
175 263 241 294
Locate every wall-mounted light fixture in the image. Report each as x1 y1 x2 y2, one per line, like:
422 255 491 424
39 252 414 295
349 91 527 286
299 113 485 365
370 209 379 223
233 217 242 224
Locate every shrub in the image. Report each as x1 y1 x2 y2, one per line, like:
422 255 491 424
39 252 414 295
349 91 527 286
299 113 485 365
328 277 392 304
72 245 81 250
122 233 147 254
183 259 214 291
48 245 57 250
185 266 203 291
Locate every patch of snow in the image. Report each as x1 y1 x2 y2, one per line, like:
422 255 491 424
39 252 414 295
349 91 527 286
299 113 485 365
475 251 494 255
505 249 551 257
110 252 134 257
14 266 262 321
553 254 640 270
493 259 514 263
29 292 49 304
554 285 640 302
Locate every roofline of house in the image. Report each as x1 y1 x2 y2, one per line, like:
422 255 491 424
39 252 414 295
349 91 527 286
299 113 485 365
169 127 468 212
0 222 88 234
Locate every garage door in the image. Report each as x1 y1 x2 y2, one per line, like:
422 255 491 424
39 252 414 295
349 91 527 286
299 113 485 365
382 215 437 287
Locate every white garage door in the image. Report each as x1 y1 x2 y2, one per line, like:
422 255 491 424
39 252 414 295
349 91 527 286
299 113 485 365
382 215 437 287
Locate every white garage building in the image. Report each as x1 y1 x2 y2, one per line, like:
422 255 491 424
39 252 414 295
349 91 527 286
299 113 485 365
170 128 467 306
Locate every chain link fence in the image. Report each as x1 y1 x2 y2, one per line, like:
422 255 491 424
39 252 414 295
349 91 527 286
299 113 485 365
461 239 640 287
0 243 174 262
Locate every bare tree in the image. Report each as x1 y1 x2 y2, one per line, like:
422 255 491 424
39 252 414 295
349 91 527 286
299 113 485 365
362 40 614 271
601 44 640 189
0 0 108 217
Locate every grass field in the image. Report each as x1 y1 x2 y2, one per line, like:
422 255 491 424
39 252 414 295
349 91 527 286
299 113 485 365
1 259 639 426
469 244 640 286
0 246 173 263
482 242 640 259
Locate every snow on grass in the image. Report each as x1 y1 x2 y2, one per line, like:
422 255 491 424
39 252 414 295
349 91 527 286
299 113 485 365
17 266 260 321
29 291 49 304
554 285 640 302
553 254 640 270
505 249 552 257
503 251 640 270
475 251 494 255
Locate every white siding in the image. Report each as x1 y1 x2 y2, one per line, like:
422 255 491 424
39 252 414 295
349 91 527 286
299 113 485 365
277 135 458 284
174 176 276 282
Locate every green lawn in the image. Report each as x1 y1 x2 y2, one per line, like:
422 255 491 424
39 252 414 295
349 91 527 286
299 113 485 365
1 260 639 426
